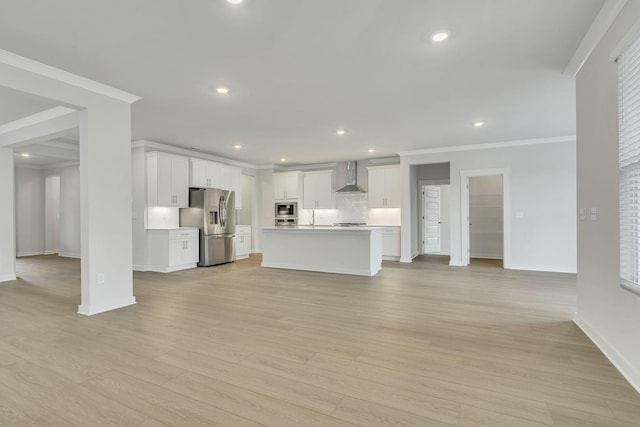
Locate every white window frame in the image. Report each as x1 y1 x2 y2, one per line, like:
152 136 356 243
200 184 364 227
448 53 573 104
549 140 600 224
619 30 640 297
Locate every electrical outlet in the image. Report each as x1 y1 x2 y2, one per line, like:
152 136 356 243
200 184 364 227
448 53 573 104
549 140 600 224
97 273 105 284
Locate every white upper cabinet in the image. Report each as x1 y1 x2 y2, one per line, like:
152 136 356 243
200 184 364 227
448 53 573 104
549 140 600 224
303 170 335 209
190 159 221 189
189 159 243 209
273 171 302 201
367 165 401 208
147 152 189 207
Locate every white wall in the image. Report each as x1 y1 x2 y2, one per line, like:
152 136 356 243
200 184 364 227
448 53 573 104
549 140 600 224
401 140 576 272
44 175 60 254
0 149 16 281
574 0 640 392
15 165 81 258
237 173 254 226
15 167 45 256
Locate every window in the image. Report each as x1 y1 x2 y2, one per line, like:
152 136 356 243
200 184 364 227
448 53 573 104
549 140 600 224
619 30 640 296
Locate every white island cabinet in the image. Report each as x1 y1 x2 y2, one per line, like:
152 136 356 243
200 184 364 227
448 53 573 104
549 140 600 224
261 226 383 276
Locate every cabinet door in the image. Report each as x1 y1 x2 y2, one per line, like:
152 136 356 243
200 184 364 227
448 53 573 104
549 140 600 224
315 172 334 208
368 168 386 208
156 154 174 206
384 167 401 208
218 164 232 191
274 172 300 200
190 160 208 187
184 238 199 264
172 157 189 207
382 229 401 257
168 239 184 266
303 173 318 209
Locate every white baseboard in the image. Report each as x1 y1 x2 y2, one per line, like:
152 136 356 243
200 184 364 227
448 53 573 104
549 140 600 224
58 252 80 259
17 251 44 257
44 250 59 255
0 273 17 282
508 264 577 274
236 255 250 260
132 264 147 272
573 313 640 394
449 260 467 266
382 255 400 261
78 296 137 316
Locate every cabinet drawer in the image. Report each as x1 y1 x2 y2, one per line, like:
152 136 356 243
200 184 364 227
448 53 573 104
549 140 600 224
169 229 199 240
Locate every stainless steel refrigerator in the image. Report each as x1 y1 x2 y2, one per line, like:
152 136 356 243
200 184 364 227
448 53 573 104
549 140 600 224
180 188 236 266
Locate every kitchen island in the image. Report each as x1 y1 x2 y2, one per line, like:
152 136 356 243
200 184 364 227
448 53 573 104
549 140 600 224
261 226 383 276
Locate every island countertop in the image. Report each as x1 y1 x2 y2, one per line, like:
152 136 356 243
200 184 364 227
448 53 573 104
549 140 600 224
262 226 385 231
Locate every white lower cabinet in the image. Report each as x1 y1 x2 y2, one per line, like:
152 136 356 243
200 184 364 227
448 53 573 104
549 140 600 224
382 227 401 261
147 228 199 272
236 226 251 260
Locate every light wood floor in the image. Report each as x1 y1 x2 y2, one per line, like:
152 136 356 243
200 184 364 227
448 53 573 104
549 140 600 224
2 254 639 426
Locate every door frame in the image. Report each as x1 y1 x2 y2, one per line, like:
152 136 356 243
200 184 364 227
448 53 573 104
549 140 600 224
460 168 510 268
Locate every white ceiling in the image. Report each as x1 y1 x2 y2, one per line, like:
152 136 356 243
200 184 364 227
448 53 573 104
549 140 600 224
0 0 603 166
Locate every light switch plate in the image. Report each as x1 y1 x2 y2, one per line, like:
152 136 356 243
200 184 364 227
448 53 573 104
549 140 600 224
578 208 586 221
591 207 599 222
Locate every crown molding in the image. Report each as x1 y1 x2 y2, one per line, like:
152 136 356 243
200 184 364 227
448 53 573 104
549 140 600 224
369 156 400 164
0 48 140 104
397 135 576 158
131 140 257 169
564 0 629 76
15 160 79 170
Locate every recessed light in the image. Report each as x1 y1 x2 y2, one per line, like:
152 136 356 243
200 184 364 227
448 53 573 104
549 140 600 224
20 153 30 157
216 86 230 95
336 129 346 135
280 158 287 162
432 32 450 42
233 144 242 149
473 121 485 127
226 0 243 4
368 149 375 153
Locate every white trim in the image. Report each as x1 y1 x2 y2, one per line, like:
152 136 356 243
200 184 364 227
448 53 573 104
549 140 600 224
17 251 45 257
0 49 140 104
0 273 17 282
43 250 58 255
397 136 575 158
621 281 640 296
132 140 256 169
574 313 640 394
77 297 137 316
610 12 640 62
564 0 629 75
449 260 467 267
368 157 400 164
133 264 148 272
460 168 511 269
45 161 80 170
58 252 80 259
508 264 577 274
0 107 76 135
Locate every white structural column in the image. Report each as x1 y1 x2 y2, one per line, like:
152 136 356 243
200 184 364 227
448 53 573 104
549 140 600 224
77 104 136 315
0 48 139 314
0 148 16 282
400 160 413 263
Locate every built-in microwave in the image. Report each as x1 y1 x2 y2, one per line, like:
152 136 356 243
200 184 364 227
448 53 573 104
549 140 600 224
275 202 297 218
275 202 297 226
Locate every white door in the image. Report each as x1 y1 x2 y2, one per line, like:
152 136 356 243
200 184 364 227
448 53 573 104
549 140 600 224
423 186 441 253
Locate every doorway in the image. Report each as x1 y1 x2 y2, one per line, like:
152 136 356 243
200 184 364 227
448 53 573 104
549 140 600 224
460 168 510 268
422 184 450 255
468 175 503 265
45 175 60 255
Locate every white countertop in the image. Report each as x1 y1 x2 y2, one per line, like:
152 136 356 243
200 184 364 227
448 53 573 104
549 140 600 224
147 227 198 231
263 226 384 231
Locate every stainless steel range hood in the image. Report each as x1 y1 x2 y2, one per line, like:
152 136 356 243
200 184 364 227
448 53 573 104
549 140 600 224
336 161 366 193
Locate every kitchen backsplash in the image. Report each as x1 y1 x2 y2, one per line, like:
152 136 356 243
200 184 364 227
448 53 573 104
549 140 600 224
147 207 180 229
298 194 401 226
